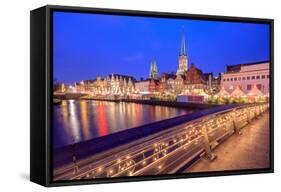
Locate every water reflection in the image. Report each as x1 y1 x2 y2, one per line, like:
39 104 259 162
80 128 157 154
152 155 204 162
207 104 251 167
69 100 81 142
97 102 109 136
53 100 192 149
80 101 91 140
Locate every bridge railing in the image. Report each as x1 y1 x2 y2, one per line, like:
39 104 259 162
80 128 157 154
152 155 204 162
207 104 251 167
67 103 269 180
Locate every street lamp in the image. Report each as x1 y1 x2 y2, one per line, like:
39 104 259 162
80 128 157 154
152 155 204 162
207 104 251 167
72 135 79 174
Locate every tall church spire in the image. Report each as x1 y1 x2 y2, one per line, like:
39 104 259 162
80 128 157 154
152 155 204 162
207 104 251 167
149 61 153 79
177 29 188 76
180 30 186 56
153 59 158 76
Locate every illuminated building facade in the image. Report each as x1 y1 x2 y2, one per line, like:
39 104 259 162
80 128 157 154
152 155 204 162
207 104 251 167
158 73 177 94
53 83 66 93
184 64 208 94
149 79 160 93
73 74 135 96
135 79 150 94
221 61 270 94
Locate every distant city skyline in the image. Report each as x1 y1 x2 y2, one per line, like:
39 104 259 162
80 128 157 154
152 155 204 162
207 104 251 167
53 11 270 84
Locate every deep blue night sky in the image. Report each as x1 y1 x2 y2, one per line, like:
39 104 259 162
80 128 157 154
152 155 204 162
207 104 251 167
53 11 270 84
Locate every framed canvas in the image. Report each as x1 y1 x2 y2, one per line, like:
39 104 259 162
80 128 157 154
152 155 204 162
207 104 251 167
30 5 274 187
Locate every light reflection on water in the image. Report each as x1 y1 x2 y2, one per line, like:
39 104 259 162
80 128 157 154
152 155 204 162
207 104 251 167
53 100 192 149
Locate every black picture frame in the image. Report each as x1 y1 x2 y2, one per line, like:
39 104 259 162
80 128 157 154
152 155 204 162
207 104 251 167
30 4 274 187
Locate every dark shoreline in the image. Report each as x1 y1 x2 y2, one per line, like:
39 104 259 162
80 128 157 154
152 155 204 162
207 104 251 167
54 94 220 110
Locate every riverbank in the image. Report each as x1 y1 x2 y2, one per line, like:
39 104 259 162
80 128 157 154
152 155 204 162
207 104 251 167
54 94 220 110
54 93 87 100
121 99 220 110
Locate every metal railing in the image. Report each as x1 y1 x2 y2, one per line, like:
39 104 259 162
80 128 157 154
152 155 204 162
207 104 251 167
55 103 269 180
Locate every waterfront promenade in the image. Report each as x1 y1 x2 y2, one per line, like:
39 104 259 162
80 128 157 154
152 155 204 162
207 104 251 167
186 111 270 173
53 103 269 181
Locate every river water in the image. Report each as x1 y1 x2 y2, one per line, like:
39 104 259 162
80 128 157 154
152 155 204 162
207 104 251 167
53 100 192 148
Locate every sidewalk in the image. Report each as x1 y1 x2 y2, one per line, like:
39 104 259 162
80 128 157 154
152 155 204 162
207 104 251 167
186 111 270 172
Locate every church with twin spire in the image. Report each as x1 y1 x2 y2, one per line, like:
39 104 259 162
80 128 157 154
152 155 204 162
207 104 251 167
149 60 158 80
148 30 189 80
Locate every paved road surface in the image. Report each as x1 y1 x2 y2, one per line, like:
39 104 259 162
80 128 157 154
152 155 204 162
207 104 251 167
185 111 270 173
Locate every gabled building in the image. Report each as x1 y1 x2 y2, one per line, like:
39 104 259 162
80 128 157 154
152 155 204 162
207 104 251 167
159 73 177 94
135 79 150 94
72 74 136 96
184 64 207 93
149 79 160 93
